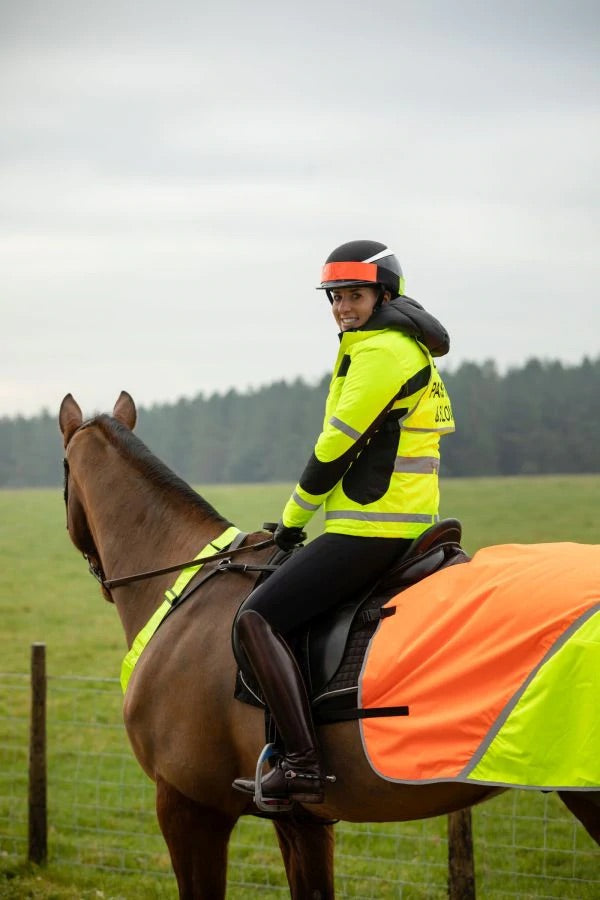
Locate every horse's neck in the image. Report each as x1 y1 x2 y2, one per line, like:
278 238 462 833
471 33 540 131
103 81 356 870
90 468 222 646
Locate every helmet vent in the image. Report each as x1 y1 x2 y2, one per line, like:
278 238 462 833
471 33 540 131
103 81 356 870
363 248 395 264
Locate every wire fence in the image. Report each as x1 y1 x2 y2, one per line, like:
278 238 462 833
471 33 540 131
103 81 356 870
0 670 598 898
0 673 29 862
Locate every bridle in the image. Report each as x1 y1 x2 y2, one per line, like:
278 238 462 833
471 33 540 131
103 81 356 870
63 455 108 585
62 443 275 595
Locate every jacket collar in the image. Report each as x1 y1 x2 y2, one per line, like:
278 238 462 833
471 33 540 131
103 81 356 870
337 296 450 357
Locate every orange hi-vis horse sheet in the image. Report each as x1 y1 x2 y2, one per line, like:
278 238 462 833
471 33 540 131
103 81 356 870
359 543 600 790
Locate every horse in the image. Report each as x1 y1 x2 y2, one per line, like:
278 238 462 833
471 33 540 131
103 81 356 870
58 391 600 899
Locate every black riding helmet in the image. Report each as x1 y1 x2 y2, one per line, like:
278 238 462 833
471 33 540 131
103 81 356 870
317 240 406 304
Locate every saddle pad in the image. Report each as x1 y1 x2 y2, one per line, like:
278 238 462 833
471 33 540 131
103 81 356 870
359 542 600 790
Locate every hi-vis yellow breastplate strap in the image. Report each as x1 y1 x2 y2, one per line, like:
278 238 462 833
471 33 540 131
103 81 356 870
120 525 240 694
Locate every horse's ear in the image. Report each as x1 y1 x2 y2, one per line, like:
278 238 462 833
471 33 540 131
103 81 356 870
113 391 137 430
59 394 83 446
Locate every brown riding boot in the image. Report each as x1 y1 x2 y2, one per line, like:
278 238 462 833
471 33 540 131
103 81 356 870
232 609 326 803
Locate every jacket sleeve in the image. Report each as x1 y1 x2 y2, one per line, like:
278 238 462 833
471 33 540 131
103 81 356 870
281 342 412 528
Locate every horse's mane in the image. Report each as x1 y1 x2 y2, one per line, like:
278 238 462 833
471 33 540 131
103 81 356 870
93 414 230 527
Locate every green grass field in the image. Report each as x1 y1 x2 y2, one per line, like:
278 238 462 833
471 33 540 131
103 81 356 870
1 476 599 898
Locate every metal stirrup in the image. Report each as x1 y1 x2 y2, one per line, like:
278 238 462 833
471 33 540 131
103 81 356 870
253 743 293 813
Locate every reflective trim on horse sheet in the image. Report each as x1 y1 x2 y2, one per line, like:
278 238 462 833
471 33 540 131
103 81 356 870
465 607 600 787
292 490 321 512
393 456 440 474
120 525 240 694
325 510 439 524
359 542 600 790
329 416 362 441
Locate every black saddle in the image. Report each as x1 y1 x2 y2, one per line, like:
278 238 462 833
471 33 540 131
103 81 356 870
234 519 470 724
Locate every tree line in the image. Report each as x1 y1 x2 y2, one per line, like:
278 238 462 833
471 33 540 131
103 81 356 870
1 356 598 488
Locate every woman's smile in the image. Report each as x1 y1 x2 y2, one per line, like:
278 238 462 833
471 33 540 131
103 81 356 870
331 285 384 331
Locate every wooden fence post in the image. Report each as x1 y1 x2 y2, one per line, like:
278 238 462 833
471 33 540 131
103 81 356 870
448 808 475 899
28 642 47 865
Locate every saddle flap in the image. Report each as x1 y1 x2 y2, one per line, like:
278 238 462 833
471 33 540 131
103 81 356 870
306 600 365 696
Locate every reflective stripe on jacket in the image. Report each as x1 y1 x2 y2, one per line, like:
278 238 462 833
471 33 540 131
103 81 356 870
282 326 455 538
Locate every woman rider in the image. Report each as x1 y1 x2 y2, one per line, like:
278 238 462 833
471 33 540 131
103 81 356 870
232 239 454 804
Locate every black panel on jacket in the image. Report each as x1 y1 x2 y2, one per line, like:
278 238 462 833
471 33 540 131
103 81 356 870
396 364 431 400
342 417 400 504
299 441 369 497
337 354 351 377
299 398 397 496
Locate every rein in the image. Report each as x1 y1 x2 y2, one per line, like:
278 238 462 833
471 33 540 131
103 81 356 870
118 525 285 693
63 455 275 592
62 418 282 694
103 537 275 589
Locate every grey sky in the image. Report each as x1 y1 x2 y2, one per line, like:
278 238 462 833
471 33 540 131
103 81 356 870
2 0 599 417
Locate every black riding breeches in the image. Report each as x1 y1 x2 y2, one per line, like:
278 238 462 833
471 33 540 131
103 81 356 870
241 532 412 636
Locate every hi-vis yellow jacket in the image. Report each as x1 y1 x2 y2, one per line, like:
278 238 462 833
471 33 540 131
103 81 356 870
282 298 455 538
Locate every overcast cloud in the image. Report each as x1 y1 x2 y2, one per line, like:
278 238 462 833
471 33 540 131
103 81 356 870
1 0 599 417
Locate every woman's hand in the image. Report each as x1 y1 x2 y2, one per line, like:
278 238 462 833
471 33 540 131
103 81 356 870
274 522 307 552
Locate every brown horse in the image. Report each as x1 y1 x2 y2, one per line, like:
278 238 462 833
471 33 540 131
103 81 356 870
59 391 599 899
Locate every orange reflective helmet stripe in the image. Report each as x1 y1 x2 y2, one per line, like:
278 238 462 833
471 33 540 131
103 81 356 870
321 261 378 284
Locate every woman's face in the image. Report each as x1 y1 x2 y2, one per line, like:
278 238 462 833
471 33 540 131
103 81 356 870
331 285 389 332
